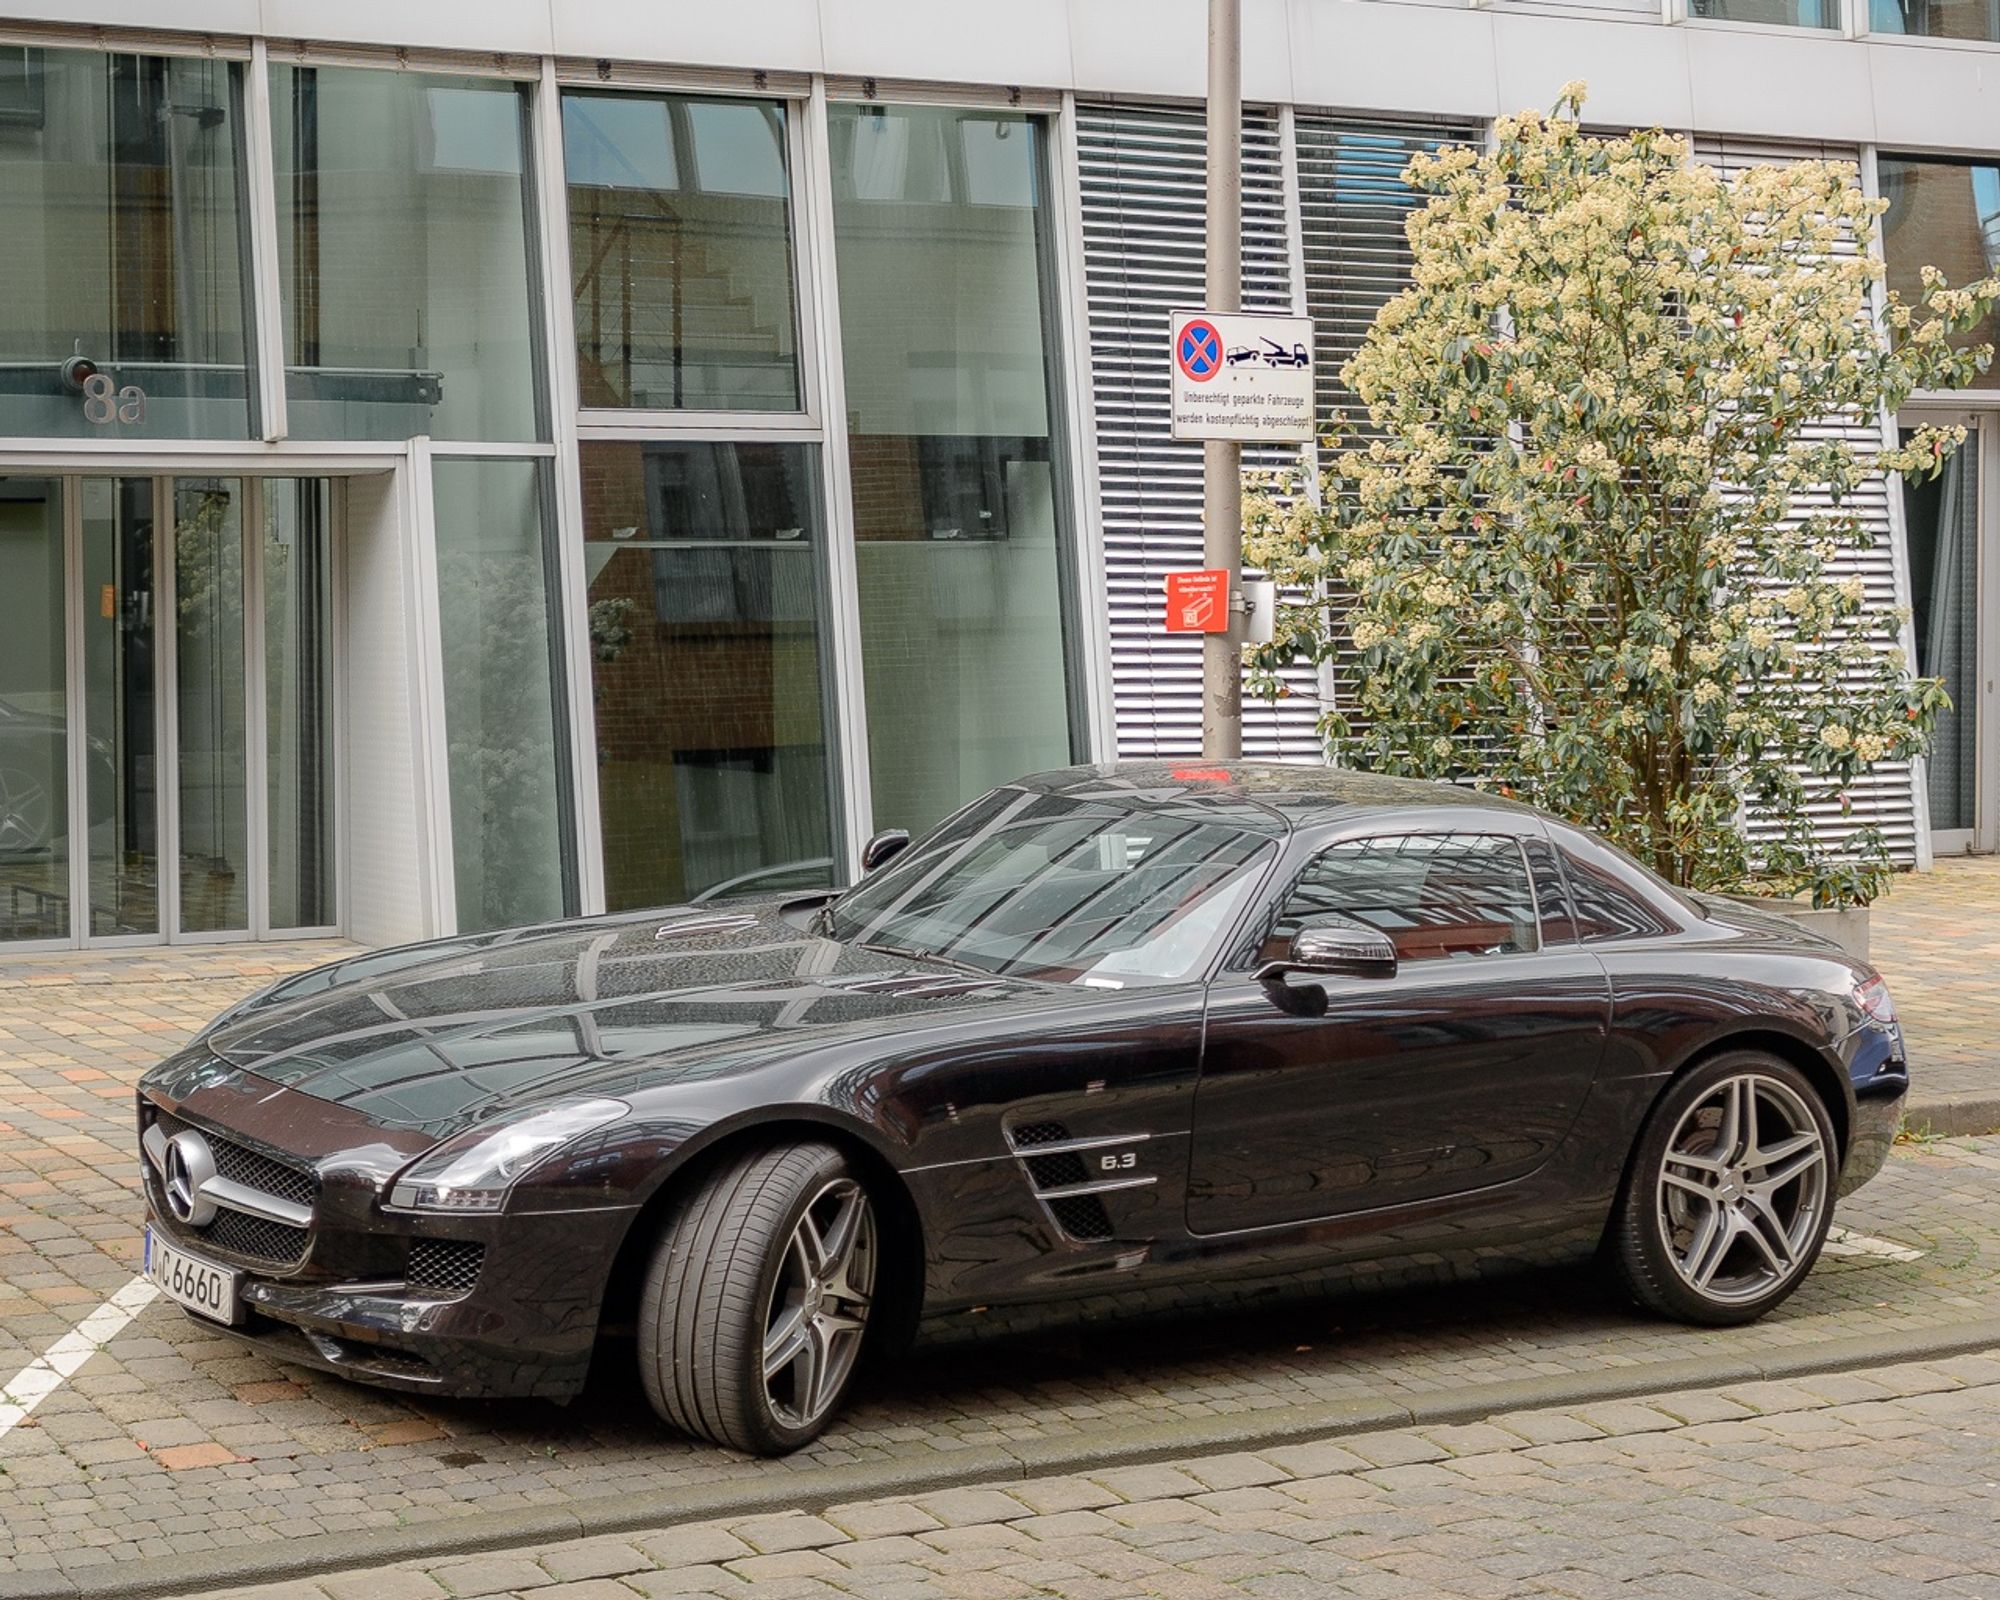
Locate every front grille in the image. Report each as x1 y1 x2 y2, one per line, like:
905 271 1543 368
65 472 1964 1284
407 1238 485 1297
147 1106 316 1269
154 1110 316 1209
203 1209 312 1265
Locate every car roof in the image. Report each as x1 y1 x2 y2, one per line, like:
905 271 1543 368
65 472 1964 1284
1013 761 1540 835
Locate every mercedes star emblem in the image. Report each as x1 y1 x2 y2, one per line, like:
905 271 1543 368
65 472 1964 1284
163 1130 220 1227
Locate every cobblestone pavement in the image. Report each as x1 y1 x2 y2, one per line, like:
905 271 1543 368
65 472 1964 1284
1871 856 2000 1134
206 1348 2000 1600
2 944 1999 1596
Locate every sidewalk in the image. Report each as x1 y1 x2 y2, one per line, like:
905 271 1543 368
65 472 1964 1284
1869 855 2000 1137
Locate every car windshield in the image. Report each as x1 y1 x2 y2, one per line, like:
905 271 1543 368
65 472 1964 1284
823 787 1279 986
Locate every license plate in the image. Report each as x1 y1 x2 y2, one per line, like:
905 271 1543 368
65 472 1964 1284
144 1225 242 1325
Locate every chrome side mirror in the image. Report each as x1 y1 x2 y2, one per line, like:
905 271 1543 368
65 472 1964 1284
1256 919 1397 982
860 828 911 873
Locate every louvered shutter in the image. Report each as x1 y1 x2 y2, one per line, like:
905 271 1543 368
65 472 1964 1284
1693 136 1921 865
1075 101 1319 759
1294 115 1482 427
1292 115 1484 742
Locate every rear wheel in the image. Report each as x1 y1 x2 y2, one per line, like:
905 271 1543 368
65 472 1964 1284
1611 1052 1836 1326
638 1141 877 1454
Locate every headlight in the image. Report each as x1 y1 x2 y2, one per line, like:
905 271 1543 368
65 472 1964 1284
388 1097 629 1213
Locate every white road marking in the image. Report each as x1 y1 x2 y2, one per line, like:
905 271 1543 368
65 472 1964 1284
0 1275 157 1438
1823 1226 1925 1263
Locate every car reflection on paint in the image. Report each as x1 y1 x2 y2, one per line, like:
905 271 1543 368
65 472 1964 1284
135 763 1909 1455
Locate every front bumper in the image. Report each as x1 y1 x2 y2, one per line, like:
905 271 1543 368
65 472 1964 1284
138 1080 640 1402
145 1196 638 1400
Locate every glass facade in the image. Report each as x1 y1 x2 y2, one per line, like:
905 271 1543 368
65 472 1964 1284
271 64 543 441
582 441 838 908
263 479 335 929
81 478 160 936
432 458 571 932
1871 0 2000 38
1692 0 1839 22
826 103 1078 835
563 91 801 411
1881 156 2000 392
0 47 253 439
173 478 249 934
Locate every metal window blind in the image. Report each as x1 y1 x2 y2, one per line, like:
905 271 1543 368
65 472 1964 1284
1694 136 1920 865
1075 100 1317 759
1294 114 1482 428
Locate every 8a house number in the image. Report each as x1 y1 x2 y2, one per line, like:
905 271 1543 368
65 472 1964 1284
82 373 147 426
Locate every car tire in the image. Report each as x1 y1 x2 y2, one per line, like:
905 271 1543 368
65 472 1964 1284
638 1141 878 1455
1611 1050 1838 1327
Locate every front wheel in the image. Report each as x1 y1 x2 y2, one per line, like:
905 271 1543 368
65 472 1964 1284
1610 1052 1837 1326
638 1142 878 1454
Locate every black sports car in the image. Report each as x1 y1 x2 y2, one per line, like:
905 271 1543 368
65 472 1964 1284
136 764 1909 1453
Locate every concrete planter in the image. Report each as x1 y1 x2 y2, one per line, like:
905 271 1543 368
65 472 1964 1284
1721 894 1871 961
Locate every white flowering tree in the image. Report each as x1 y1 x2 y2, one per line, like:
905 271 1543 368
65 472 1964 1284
1245 86 2000 906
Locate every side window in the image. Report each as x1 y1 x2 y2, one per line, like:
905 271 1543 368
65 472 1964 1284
1522 837 1577 948
1560 838 1679 942
1265 834 1541 964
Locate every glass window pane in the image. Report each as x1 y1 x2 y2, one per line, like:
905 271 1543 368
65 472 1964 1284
581 440 838 908
0 49 252 439
433 458 571 931
1903 427 1980 834
174 478 249 934
1881 156 2000 390
1871 0 2000 38
1690 0 1840 21
264 479 334 928
271 64 542 441
82 477 160 936
1277 836 1539 964
827 104 1079 836
0 478 70 941
563 90 800 410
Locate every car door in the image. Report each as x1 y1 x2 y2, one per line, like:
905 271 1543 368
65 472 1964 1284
1186 829 1611 1236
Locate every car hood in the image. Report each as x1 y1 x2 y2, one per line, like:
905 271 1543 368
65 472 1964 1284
175 903 1072 1139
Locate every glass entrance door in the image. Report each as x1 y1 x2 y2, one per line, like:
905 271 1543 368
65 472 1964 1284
0 472 337 946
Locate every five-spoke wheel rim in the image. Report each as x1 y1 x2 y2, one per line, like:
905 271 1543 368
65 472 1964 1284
762 1177 875 1430
1657 1073 1829 1306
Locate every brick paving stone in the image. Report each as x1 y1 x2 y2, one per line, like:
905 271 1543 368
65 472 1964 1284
538 1539 650 1581
723 1514 849 1554
429 1554 556 1595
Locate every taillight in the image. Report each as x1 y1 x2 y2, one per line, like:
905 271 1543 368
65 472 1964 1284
1853 973 1898 1027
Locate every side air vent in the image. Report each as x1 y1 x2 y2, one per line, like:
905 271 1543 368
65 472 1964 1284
1004 1124 1152 1245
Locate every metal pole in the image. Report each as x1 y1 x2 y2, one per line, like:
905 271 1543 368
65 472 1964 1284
1202 0 1243 761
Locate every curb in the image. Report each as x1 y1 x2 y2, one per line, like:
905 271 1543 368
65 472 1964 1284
10 1313 1999 1600
1904 1094 2000 1139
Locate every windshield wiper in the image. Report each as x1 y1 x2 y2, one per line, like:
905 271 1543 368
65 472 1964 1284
854 939 992 978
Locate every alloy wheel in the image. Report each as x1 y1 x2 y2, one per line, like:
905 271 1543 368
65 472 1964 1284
761 1176 875 1430
1656 1071 1830 1306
